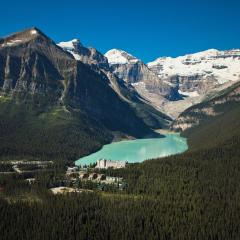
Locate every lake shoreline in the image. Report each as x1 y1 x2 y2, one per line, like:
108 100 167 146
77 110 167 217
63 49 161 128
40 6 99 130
76 132 188 166
111 128 172 144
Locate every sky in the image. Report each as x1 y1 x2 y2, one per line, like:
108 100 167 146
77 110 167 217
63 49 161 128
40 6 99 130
1 0 240 63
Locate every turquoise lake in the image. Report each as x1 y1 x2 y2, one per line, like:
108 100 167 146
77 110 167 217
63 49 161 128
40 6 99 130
75 133 188 166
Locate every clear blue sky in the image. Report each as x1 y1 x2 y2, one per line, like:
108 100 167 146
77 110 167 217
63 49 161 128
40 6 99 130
1 0 240 62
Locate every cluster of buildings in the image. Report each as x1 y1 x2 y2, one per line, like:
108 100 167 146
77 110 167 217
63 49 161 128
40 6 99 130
64 159 127 191
66 168 123 183
67 159 127 174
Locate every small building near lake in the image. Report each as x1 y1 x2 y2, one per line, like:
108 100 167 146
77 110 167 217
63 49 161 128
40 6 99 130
105 176 123 183
96 159 126 169
66 167 78 175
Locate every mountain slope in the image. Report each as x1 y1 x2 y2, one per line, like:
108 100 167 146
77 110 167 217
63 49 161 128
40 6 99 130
0 28 157 160
172 81 240 149
105 49 180 101
147 49 240 117
58 40 172 129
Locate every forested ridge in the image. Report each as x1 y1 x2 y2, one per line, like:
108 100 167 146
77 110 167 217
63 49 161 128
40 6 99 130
180 81 240 150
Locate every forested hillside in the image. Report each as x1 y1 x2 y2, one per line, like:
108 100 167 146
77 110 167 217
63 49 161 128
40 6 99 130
0 97 110 161
171 80 240 148
181 81 240 149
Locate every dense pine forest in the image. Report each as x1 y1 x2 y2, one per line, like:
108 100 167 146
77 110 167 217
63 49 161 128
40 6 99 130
0 136 240 239
0 84 240 239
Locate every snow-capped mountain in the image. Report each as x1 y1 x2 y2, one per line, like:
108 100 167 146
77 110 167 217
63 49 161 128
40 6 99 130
105 48 240 118
58 39 83 60
58 39 109 69
57 40 171 129
58 40 240 119
148 49 240 94
105 49 180 101
105 49 139 64
145 49 240 117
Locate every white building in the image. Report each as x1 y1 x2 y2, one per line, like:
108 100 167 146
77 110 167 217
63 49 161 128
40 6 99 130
66 167 78 175
96 159 126 169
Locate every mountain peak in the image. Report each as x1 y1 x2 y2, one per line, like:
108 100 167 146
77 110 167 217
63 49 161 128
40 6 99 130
58 39 83 51
28 26 41 34
105 49 140 65
0 27 51 47
148 49 225 66
57 39 109 68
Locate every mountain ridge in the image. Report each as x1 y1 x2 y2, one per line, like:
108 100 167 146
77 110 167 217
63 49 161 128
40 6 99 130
171 80 240 150
1 27 239 160
104 47 240 118
57 38 172 129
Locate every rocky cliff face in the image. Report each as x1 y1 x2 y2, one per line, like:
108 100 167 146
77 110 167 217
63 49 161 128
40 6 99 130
0 28 73 99
58 41 172 129
58 39 109 70
105 49 180 102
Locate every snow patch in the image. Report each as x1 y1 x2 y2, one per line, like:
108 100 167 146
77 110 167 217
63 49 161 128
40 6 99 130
132 82 146 87
179 90 200 97
57 39 83 60
70 52 81 60
58 39 82 51
2 39 24 47
30 29 38 35
105 49 139 65
58 40 75 50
